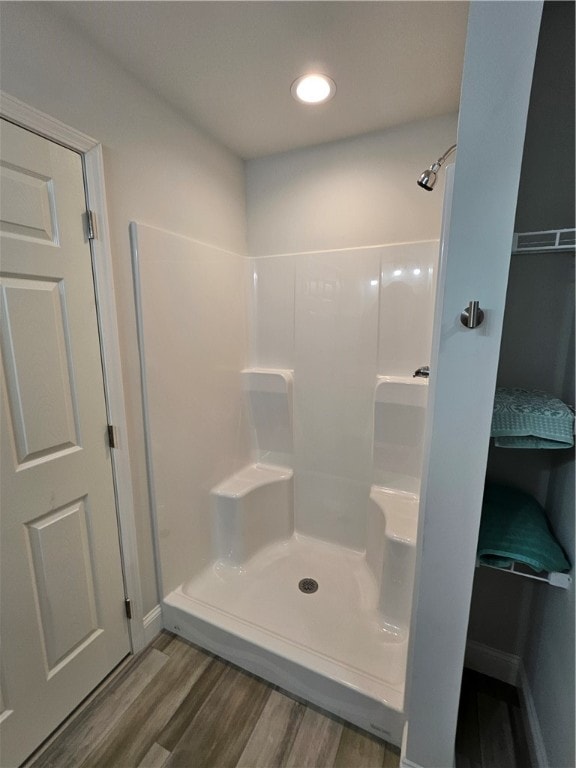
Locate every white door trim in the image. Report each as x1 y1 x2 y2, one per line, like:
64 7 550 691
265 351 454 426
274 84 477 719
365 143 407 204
0 90 146 652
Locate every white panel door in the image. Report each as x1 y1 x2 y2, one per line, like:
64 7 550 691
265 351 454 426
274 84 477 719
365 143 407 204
0 119 130 767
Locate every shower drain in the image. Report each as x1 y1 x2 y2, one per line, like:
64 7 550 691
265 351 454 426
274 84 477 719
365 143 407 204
298 578 318 594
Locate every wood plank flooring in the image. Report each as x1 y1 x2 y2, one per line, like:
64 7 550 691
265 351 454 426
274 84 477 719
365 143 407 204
27 633 399 768
26 633 530 768
455 669 531 768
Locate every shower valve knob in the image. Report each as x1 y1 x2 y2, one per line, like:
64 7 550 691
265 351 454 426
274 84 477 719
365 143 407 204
460 300 484 329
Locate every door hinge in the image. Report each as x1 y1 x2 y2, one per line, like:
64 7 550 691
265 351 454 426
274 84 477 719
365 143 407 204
124 598 132 620
107 424 118 448
86 210 98 240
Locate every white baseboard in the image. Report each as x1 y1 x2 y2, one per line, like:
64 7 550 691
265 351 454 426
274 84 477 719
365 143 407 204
518 663 548 768
399 721 454 768
400 756 424 768
464 639 520 685
465 644 549 767
143 604 163 646
402 647 548 768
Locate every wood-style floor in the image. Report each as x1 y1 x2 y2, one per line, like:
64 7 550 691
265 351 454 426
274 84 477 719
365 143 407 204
26 632 530 768
455 669 531 768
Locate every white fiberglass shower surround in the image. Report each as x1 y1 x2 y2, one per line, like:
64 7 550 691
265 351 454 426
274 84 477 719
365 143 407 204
132 223 438 744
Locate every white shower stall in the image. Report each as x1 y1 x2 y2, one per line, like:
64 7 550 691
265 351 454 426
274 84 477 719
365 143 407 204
132 219 438 744
122 4 544 758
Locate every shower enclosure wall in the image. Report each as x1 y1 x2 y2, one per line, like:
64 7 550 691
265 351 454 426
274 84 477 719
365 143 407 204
132 222 438 745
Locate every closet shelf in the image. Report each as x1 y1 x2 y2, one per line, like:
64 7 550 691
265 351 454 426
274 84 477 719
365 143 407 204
512 227 575 254
476 559 572 589
477 484 571 589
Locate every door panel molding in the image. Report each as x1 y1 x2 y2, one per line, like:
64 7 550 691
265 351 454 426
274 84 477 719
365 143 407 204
26 498 100 673
0 275 80 465
0 90 146 652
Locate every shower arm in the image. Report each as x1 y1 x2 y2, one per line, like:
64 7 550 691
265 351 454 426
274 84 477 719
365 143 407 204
417 143 457 191
432 144 457 171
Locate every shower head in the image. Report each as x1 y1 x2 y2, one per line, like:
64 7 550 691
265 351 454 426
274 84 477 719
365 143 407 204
417 144 457 191
417 164 440 191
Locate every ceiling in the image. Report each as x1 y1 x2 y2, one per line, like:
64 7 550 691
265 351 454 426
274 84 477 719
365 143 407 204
54 1 469 159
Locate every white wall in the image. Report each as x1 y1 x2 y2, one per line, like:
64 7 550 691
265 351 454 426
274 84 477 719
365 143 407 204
246 113 457 256
0 2 248 615
133 224 252 595
291 247 380 550
250 239 438 520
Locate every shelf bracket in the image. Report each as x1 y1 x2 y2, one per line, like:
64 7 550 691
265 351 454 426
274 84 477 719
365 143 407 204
477 559 572 589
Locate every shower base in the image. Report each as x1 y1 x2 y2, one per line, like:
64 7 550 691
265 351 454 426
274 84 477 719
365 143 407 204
163 532 408 745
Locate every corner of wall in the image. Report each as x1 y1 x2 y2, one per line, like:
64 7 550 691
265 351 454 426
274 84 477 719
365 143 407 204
518 662 549 768
142 604 164 647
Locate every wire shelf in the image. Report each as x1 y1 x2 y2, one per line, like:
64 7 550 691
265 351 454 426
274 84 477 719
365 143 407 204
477 558 572 588
512 228 576 254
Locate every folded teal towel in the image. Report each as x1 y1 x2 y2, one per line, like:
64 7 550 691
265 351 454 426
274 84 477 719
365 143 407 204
491 388 574 449
478 484 570 573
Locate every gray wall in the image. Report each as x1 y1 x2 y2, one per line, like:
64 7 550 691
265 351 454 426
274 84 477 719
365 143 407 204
527 457 575 768
515 1 575 233
467 3 575 765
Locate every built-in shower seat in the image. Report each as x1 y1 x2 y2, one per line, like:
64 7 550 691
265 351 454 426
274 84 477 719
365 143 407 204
366 486 418 636
211 463 293 566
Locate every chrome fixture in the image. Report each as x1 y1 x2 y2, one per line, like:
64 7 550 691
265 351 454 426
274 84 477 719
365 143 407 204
299 578 319 594
417 144 457 191
460 300 485 329
413 366 430 378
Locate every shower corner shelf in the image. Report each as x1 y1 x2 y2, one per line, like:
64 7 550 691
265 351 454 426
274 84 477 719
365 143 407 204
241 367 293 393
476 558 572 589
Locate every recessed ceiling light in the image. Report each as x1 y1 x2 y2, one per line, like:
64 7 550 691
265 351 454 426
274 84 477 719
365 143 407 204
291 74 336 105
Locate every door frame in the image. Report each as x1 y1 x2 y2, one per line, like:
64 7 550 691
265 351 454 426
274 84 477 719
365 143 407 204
0 90 146 652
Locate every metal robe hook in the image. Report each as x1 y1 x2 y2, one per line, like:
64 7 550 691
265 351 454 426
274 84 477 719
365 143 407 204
460 300 484 329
